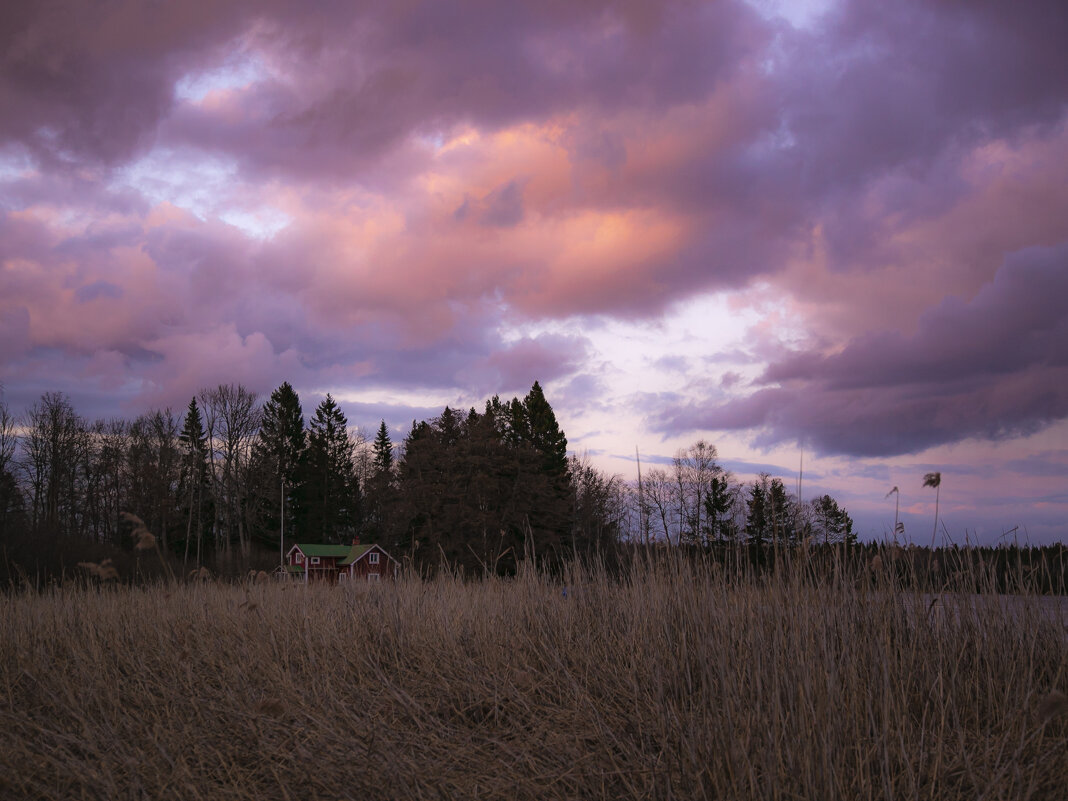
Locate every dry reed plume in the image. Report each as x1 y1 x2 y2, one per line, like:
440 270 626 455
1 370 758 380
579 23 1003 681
1 555 1066 800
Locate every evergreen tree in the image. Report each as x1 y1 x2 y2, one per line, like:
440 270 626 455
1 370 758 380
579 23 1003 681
178 397 210 566
297 394 359 543
397 398 578 575
747 474 802 547
810 495 856 545
484 395 511 439
372 421 394 477
253 382 305 549
0 394 22 539
746 475 770 547
767 477 799 546
522 381 568 479
363 420 395 545
703 473 735 543
438 406 462 447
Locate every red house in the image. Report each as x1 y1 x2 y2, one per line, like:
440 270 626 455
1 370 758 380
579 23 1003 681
284 539 399 583
338 543 400 582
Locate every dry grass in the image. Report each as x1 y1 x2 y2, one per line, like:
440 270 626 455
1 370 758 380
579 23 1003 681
1 556 1066 800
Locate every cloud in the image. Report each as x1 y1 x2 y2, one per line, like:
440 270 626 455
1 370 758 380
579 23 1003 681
459 333 590 396
655 244 1068 456
75 280 123 303
1 0 1067 519
1005 451 1068 479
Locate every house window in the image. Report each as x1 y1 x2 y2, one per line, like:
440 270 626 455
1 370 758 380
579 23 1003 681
368 552 380 565
295 554 303 564
311 556 320 565
367 572 380 582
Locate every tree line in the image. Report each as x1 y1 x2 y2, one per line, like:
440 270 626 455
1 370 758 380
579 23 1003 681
0 382 855 579
635 440 855 548
0 382 628 576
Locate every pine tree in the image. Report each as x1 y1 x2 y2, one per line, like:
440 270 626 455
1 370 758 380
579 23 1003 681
372 421 394 477
297 394 359 543
363 420 395 545
0 393 24 537
178 397 210 566
520 382 572 553
396 401 573 575
767 477 798 546
521 381 568 478
746 475 770 547
438 406 461 446
703 474 735 543
810 495 855 545
507 397 529 447
253 382 305 549
257 383 305 485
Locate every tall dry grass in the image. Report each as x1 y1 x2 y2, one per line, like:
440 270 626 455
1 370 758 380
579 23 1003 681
1 554 1066 800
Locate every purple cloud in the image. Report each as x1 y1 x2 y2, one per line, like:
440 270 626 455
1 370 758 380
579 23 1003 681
656 244 1068 456
75 280 123 303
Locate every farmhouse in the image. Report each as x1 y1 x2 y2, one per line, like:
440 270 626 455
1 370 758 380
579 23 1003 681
284 538 400 583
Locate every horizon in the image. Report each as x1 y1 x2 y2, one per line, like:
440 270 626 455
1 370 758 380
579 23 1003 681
1 0 1066 544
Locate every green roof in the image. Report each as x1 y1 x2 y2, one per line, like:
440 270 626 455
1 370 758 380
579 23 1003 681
293 543 354 558
339 544 374 566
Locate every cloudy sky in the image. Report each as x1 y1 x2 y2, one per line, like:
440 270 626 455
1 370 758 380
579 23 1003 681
2 0 1066 543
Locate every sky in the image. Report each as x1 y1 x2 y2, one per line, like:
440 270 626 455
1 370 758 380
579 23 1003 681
1 0 1067 544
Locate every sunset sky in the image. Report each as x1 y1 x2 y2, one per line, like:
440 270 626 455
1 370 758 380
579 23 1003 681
1 0 1066 544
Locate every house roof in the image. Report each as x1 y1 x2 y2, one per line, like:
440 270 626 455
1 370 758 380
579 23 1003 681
292 543 353 558
340 543 400 566
339 544 374 566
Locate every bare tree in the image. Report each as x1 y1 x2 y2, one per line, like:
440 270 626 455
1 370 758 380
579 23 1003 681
94 419 129 545
643 467 677 545
672 440 723 547
199 385 260 558
21 392 86 535
126 410 181 551
568 453 628 551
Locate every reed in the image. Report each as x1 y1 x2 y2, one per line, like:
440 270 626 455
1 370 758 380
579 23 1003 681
1 552 1065 799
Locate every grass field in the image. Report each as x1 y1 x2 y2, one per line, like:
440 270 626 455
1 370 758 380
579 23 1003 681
2 555 1066 800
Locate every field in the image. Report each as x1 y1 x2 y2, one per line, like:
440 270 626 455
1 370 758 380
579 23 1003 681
2 555 1067 800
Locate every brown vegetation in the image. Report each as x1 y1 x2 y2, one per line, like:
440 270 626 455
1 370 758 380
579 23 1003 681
1 555 1066 800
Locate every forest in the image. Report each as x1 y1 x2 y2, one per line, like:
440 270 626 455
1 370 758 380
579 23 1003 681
1 380 852 583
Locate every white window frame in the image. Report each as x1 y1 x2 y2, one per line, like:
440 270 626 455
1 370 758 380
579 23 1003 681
311 556 320 565
367 572 380 582
368 552 380 565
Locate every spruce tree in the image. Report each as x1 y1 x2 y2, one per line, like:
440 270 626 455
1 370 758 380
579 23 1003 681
810 495 856 545
178 397 210 566
746 474 770 547
522 381 568 479
522 382 571 549
298 394 359 543
372 421 394 477
506 397 529 447
253 382 305 548
363 420 395 545
703 474 735 544
767 477 798 545
257 382 305 486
